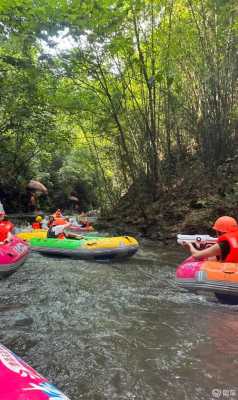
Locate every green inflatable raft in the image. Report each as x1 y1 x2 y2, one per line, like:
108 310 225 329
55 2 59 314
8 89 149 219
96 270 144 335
29 236 139 261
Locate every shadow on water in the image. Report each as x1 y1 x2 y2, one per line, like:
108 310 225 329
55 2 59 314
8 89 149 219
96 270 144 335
1 237 238 399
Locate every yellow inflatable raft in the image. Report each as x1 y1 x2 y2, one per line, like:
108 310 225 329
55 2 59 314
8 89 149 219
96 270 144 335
29 236 139 261
17 229 47 240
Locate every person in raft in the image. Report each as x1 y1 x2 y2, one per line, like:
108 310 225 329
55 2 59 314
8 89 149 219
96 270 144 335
78 218 91 228
32 215 43 229
47 218 83 240
47 214 66 227
0 211 14 232
185 216 238 262
78 212 92 228
0 221 13 245
52 209 63 219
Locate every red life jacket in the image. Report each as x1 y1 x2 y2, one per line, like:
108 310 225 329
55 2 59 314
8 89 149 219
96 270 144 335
218 230 238 262
0 225 9 242
0 220 14 232
32 222 42 229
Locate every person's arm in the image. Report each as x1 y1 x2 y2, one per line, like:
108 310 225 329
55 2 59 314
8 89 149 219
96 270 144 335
185 242 221 260
4 231 13 244
64 222 72 229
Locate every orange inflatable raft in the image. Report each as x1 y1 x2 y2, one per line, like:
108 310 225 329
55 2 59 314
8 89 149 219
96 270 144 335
176 256 238 304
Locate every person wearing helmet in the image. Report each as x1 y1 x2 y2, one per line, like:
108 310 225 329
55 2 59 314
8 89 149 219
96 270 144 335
185 216 238 261
32 215 43 229
50 209 68 226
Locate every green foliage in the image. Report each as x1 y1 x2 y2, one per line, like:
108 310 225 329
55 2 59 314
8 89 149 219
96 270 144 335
0 0 238 213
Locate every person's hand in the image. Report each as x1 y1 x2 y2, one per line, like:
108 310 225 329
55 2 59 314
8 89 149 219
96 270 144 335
182 241 194 251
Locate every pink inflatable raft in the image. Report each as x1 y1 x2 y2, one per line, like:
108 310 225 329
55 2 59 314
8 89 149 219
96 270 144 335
0 344 70 399
176 256 204 290
0 237 29 277
175 234 216 292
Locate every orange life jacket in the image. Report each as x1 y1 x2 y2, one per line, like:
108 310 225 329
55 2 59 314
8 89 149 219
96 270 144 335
53 217 67 226
32 222 42 229
218 230 238 262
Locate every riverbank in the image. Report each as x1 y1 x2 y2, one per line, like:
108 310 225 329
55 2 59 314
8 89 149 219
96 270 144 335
99 156 238 240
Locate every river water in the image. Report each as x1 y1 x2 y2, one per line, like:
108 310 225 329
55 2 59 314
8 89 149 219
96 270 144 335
1 238 238 400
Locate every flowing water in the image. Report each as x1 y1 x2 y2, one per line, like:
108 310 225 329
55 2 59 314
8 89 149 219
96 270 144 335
1 238 238 400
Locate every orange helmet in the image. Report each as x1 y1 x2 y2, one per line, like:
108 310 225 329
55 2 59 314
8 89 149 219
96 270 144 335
212 216 238 233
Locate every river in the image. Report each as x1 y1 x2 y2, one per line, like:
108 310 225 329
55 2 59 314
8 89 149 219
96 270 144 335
1 238 238 400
